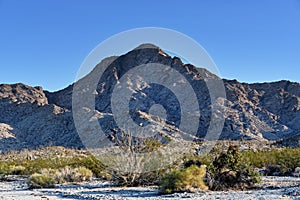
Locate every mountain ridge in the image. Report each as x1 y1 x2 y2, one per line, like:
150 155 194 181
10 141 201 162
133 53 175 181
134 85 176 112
0 44 299 152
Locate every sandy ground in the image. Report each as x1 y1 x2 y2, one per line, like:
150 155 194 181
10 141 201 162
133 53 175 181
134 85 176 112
0 176 299 200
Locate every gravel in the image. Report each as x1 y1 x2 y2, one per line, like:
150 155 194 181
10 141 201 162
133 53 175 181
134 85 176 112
0 176 299 200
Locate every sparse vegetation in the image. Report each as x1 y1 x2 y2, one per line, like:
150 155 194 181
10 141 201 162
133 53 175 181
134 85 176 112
240 148 300 176
0 147 104 178
1 144 300 192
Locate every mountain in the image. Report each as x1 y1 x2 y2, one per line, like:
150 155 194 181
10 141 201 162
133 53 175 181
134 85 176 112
0 44 299 152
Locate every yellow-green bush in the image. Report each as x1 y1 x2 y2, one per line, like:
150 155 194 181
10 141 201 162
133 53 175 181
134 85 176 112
54 166 93 183
27 173 56 189
26 166 93 188
160 165 208 194
0 162 9 175
75 166 93 181
8 165 26 175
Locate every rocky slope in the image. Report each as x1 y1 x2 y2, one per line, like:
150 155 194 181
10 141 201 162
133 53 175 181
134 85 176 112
0 84 82 152
0 44 299 152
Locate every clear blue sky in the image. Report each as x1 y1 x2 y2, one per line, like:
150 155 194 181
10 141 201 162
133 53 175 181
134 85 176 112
0 0 299 91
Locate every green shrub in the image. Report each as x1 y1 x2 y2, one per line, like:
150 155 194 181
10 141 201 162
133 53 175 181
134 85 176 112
240 148 300 175
207 145 261 191
0 149 104 178
74 155 104 178
0 163 26 176
160 165 208 194
0 162 9 175
27 173 56 189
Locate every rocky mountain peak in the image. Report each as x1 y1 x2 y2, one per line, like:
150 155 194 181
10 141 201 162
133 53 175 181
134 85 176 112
134 43 161 50
0 45 299 152
0 83 47 106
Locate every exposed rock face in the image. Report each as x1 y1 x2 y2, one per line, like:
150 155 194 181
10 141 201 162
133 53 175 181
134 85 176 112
0 44 299 152
0 84 82 152
221 80 299 140
0 83 47 106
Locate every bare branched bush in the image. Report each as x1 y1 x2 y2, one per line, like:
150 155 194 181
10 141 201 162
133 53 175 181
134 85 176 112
96 130 192 186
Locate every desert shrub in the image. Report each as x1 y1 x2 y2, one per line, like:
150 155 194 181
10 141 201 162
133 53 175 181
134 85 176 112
240 148 300 176
8 165 26 175
0 150 104 178
110 169 165 187
0 162 9 175
102 148 169 186
26 166 93 188
55 166 93 183
0 163 26 176
183 145 222 167
81 155 105 178
75 166 93 181
100 131 189 187
207 145 261 191
65 155 104 178
27 173 56 189
160 165 208 194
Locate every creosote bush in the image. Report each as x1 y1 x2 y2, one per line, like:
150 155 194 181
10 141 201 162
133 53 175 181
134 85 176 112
160 165 208 194
206 145 261 191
